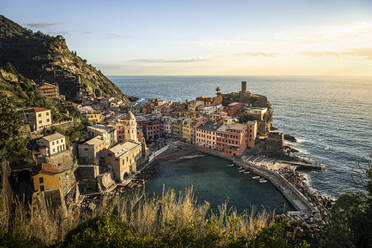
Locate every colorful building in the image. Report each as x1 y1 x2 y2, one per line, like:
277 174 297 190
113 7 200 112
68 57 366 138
171 117 184 139
244 107 268 121
104 141 142 182
226 102 244 116
32 163 61 193
37 82 59 98
181 119 193 143
78 135 107 164
36 132 66 157
216 123 248 156
195 121 221 149
246 121 258 148
22 107 52 131
84 112 103 123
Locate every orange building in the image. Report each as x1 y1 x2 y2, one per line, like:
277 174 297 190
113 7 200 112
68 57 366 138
37 82 59 98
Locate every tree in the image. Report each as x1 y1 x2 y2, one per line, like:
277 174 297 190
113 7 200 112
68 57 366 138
215 87 221 96
0 98 28 162
322 162 372 248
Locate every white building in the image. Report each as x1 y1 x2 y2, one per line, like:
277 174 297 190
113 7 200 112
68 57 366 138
37 132 66 157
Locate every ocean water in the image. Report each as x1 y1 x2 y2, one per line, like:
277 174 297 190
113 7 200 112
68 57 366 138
110 76 372 198
145 156 294 213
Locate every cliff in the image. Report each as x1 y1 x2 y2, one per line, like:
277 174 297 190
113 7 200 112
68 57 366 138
0 15 128 102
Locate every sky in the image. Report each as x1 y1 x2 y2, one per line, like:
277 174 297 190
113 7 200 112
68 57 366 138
2 0 372 76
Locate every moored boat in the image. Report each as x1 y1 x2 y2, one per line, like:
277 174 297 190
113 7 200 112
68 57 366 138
259 177 266 181
243 171 250 174
227 164 234 167
239 169 246 173
252 176 260 179
259 180 268 183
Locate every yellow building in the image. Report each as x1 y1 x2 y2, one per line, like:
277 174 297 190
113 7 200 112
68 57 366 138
104 141 142 182
171 118 184 139
183 111 199 120
85 112 102 123
33 163 61 193
181 119 193 143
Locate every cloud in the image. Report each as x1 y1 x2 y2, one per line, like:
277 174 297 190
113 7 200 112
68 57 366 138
83 31 92 35
300 48 372 60
130 57 207 63
235 52 277 57
106 33 130 39
25 22 63 29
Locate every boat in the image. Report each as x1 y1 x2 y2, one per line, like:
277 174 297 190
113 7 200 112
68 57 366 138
227 164 234 167
243 171 250 174
259 177 266 181
259 180 268 183
239 169 246 173
238 166 243 170
252 176 260 179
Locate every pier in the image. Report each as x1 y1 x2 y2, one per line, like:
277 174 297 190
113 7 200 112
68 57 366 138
192 144 317 214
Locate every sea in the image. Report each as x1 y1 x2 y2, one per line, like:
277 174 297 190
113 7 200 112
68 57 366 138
110 76 372 199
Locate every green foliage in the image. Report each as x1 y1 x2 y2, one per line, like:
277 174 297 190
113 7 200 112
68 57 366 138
250 222 310 248
0 231 46 248
322 164 372 248
0 98 29 162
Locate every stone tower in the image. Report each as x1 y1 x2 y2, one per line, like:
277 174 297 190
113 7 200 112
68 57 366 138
241 81 247 93
123 111 138 142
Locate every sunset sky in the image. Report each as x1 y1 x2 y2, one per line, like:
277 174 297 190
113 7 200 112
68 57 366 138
2 0 372 76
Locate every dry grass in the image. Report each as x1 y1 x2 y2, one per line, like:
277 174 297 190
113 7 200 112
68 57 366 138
0 186 274 246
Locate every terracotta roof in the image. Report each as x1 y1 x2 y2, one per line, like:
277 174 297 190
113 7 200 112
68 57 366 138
23 107 49 113
39 163 60 174
38 82 57 89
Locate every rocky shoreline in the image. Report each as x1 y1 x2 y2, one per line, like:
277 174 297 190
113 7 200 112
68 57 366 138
276 167 333 245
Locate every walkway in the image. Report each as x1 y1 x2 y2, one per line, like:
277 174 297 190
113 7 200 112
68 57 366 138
234 157 316 213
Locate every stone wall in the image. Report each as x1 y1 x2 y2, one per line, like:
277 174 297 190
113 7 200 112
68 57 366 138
58 169 77 197
39 147 76 171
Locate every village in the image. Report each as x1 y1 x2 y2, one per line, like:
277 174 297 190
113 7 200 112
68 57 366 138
13 80 326 217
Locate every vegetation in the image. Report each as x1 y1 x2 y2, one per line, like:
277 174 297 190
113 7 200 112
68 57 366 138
0 15 128 101
322 162 372 248
0 188 309 247
0 98 29 163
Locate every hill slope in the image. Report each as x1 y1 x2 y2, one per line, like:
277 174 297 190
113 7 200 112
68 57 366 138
0 15 128 102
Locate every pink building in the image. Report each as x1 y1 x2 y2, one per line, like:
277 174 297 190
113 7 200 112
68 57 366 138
215 121 258 156
245 121 258 148
225 102 244 116
195 121 222 149
160 116 174 136
216 123 247 156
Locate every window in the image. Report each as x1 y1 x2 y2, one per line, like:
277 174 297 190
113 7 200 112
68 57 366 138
46 112 49 116
39 120 42 124
40 185 45 192
38 113 42 117
39 177 44 184
53 148 55 153
46 119 50 122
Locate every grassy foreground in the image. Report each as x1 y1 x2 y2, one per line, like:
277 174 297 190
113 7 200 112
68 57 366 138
0 188 309 248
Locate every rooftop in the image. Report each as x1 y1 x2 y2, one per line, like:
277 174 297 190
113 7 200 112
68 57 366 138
218 123 246 132
197 121 222 131
109 141 141 157
23 107 49 113
36 163 60 174
85 135 105 146
41 132 64 142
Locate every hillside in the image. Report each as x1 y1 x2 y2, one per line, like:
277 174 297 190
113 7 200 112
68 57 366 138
0 15 128 102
